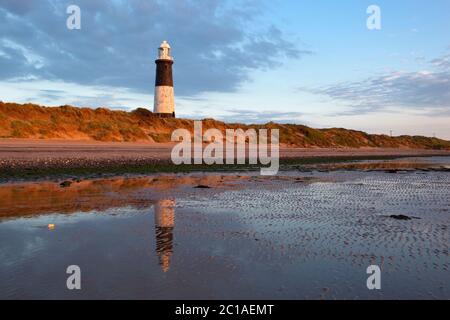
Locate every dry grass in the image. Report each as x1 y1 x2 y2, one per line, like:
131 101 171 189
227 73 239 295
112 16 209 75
0 101 449 149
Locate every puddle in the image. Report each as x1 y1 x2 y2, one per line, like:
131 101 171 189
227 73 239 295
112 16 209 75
0 158 449 299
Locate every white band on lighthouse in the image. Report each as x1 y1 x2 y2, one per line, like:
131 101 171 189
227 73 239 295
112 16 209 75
154 86 174 114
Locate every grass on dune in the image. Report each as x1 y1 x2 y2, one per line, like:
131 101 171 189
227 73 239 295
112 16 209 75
1 102 449 149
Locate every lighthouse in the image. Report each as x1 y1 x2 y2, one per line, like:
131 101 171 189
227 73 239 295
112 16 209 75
153 40 175 117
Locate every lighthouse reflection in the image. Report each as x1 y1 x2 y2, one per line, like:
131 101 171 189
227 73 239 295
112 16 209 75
154 199 176 273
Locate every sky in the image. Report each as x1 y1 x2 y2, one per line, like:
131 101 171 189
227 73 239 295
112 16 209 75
0 0 449 138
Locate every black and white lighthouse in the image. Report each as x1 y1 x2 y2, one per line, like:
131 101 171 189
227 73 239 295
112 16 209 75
153 40 175 117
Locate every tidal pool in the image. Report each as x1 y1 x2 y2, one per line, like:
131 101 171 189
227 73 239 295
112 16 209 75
0 158 449 299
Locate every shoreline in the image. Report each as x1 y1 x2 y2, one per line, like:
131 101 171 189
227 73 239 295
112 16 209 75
1 139 450 182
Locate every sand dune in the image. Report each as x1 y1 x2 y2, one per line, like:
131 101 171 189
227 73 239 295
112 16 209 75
1 102 449 149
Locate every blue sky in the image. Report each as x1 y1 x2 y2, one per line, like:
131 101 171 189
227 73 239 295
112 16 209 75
1 0 449 138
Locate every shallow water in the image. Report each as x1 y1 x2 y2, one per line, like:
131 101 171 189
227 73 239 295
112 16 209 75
0 157 449 299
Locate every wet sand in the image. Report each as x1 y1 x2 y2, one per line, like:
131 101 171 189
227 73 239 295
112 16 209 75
1 138 449 169
0 157 449 299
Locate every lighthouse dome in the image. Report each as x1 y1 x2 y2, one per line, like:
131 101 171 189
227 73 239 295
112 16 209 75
160 40 171 48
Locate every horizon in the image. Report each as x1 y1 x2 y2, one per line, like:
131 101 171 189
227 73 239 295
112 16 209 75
0 0 449 138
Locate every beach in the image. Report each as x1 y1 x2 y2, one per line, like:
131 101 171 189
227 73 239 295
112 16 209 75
0 156 449 299
1 139 450 181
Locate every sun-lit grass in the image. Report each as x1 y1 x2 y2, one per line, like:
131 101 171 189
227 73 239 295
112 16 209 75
0 101 449 149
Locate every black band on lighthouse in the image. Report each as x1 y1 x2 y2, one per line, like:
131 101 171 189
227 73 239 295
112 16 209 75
155 59 174 87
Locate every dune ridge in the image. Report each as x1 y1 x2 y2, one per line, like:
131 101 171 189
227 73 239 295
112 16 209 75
1 102 449 149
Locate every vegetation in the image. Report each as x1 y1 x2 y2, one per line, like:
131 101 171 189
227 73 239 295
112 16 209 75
1 101 449 149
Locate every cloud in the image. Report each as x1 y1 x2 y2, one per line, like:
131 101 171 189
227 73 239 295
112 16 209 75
184 108 306 124
430 54 450 70
300 52 450 116
0 0 309 96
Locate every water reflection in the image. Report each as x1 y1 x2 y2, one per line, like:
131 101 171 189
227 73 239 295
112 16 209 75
0 174 245 220
0 162 449 299
154 199 175 272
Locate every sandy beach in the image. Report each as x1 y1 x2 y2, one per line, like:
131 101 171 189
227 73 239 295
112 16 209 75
1 139 450 176
2 139 450 160
1 139 449 299
0 156 449 299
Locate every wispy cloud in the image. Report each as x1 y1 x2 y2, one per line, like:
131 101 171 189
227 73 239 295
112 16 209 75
180 108 306 124
300 51 450 116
